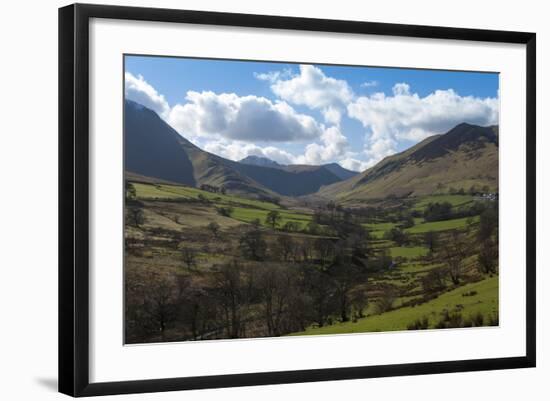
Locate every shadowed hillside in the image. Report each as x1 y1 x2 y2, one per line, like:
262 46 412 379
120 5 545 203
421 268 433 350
233 162 342 197
125 100 196 186
125 100 352 197
240 156 358 180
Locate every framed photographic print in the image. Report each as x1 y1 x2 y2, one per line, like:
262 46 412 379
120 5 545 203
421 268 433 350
58 3 536 397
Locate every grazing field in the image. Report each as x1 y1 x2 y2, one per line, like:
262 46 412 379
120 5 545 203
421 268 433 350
406 216 478 234
364 222 398 239
413 194 475 210
388 246 429 259
291 275 499 335
231 207 312 228
133 182 281 210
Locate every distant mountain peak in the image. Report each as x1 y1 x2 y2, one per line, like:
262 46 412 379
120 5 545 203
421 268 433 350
239 155 282 168
322 162 359 180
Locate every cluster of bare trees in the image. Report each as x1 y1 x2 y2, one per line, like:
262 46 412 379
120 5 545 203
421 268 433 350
419 203 499 294
125 220 376 343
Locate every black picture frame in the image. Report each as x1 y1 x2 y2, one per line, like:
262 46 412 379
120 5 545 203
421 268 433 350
59 3 536 397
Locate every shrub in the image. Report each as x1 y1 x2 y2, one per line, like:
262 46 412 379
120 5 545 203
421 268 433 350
216 206 233 217
471 312 484 327
407 316 430 330
126 207 145 228
282 221 300 232
197 193 211 203
423 202 453 222
401 215 415 229
435 310 464 329
384 227 408 246
375 288 396 314
447 312 464 327
421 268 446 293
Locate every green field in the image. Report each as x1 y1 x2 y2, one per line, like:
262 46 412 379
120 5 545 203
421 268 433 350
364 222 397 239
290 276 498 335
405 216 478 234
389 246 429 259
231 207 312 229
133 182 281 211
133 182 312 229
398 262 443 274
413 194 475 210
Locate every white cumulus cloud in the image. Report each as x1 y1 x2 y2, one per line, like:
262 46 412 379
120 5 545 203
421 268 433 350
125 72 170 119
295 126 349 165
270 65 354 124
201 125 351 168
125 71 498 172
348 83 499 165
167 91 323 143
253 68 293 83
339 157 370 172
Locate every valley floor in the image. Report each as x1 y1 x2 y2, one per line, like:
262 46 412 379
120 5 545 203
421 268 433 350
124 180 499 343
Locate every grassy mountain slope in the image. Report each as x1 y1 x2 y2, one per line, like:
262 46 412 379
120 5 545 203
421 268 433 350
318 123 498 202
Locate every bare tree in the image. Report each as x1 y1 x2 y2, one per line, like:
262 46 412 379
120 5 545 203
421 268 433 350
478 206 498 241
375 286 396 314
440 232 468 285
177 277 218 340
477 238 498 274
238 228 267 261
282 221 300 232
127 207 145 228
329 249 368 322
421 267 446 293
126 269 178 338
424 231 438 253
211 261 255 338
313 238 335 265
275 234 295 262
350 287 368 319
301 265 337 328
258 264 297 336
206 221 220 238
180 247 197 270
300 239 314 262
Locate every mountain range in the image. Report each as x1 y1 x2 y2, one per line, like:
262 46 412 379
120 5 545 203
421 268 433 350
240 155 358 180
126 100 349 197
125 99 498 202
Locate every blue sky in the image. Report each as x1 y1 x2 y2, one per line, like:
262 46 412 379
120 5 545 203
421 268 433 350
125 55 499 171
